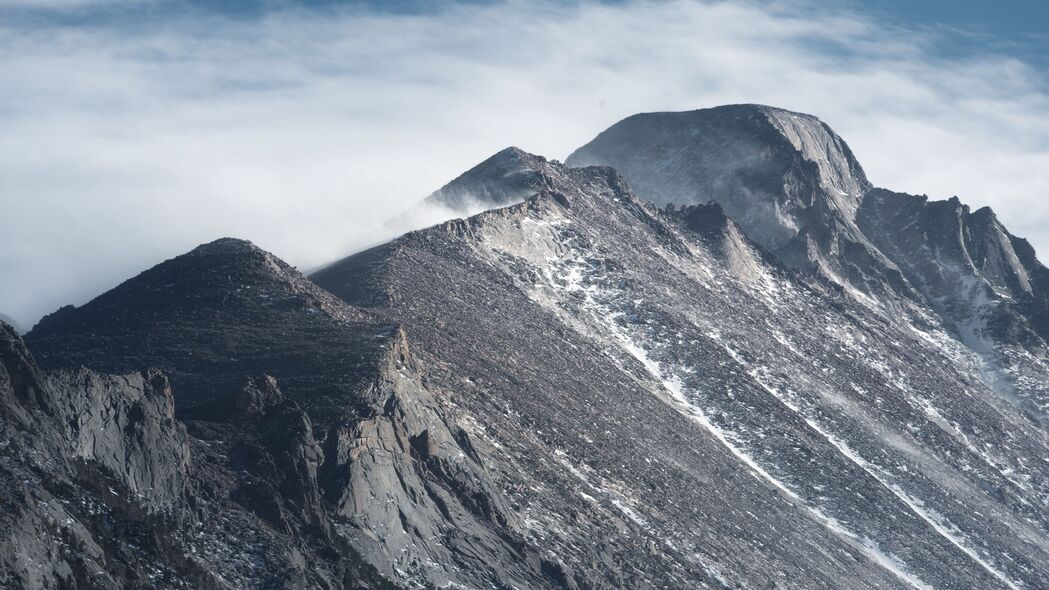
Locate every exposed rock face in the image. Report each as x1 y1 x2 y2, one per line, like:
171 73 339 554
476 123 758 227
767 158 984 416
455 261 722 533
858 189 1049 418
564 105 903 292
566 103 1049 420
567 105 870 229
17 241 569 589
859 190 1049 348
0 314 21 334
0 321 191 588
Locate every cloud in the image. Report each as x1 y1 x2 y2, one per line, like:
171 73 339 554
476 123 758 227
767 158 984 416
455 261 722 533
1 0 1048 329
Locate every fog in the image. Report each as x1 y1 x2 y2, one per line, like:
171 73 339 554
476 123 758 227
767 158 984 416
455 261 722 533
2 0 1048 329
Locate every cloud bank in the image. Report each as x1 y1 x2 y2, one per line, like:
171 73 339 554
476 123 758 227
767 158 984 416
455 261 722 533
2 0 1048 329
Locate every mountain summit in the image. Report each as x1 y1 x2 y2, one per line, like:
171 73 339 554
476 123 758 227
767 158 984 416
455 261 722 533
567 104 1049 416
565 105 902 289
314 149 1049 589
425 146 565 210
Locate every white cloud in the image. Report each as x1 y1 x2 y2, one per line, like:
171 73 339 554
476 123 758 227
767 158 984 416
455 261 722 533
1 0 1048 329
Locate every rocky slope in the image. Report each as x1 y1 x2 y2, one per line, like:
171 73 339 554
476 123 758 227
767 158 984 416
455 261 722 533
314 157 1049 589
379 147 582 242
425 146 573 211
16 239 571 589
567 103 1049 422
857 189 1049 419
0 314 22 334
1 320 192 588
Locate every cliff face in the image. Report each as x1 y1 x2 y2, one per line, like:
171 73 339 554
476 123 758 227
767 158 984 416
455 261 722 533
859 189 1049 346
856 189 1049 420
566 105 871 235
0 321 191 589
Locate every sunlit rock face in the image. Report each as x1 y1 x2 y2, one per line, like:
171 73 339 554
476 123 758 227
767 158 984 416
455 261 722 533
567 106 933 346
568 103 1049 421
567 105 871 251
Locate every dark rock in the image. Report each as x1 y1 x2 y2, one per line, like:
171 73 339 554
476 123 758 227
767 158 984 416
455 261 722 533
0 314 22 335
17 242 561 588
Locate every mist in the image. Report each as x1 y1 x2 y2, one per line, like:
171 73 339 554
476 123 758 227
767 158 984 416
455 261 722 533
2 0 1049 329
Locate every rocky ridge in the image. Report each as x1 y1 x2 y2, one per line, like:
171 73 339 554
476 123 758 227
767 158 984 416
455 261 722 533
314 156 1049 589
567 103 1049 419
17 238 571 589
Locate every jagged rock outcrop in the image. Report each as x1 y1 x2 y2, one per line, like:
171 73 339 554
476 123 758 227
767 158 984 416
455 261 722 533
665 201 782 278
859 190 1049 348
0 321 191 588
858 189 1049 418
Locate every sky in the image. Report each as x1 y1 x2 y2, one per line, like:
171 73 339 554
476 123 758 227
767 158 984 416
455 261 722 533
1 0 1048 330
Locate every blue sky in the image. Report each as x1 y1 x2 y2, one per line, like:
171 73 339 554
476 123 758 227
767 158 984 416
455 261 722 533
6 0 1049 50
1 0 1048 329
853 0 1049 66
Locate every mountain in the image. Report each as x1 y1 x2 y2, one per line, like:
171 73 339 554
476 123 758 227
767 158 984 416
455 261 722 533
564 104 909 293
19 241 568 589
1 320 194 588
26 238 386 412
567 104 1049 421
425 146 571 211
377 147 580 244
857 189 1049 417
6 104 1049 589
314 156 1049 588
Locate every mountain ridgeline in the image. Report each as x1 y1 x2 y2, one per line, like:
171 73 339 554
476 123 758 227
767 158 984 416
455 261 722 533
4 104 1049 589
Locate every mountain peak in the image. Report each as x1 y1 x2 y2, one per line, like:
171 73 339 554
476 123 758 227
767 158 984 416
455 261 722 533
188 236 263 256
566 104 888 294
425 146 563 211
29 237 307 333
25 238 380 407
567 104 870 225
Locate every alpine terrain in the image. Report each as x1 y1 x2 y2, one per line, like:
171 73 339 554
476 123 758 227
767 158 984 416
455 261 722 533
3 104 1049 589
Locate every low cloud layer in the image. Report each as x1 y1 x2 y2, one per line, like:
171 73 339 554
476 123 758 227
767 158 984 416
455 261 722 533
2 0 1048 329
